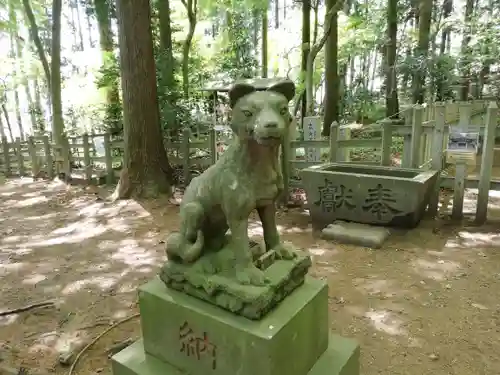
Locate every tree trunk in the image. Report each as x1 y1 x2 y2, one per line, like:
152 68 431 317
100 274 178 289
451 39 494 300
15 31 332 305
369 51 378 92
94 0 114 64
13 90 24 140
94 0 122 130
479 0 493 97
8 4 25 139
17 36 38 132
252 9 259 51
459 0 475 101
322 0 339 136
70 0 79 49
86 10 94 48
114 0 172 199
33 72 45 132
261 7 268 78
338 0 351 104
411 0 433 104
312 1 319 44
181 0 197 97
51 0 65 145
25 81 38 132
348 56 355 89
300 0 311 118
1 100 14 142
385 0 399 117
436 0 452 100
75 0 85 51
157 0 177 128
157 0 175 90
274 0 279 28
0 111 5 139
22 0 51 87
305 0 344 116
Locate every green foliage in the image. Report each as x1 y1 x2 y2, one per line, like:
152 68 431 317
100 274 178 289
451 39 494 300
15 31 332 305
155 41 211 133
429 54 457 100
150 2 211 135
27 103 46 132
342 86 382 123
212 8 258 79
7 0 500 149
94 52 122 133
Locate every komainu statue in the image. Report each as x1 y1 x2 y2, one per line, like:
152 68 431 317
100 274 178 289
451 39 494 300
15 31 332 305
160 79 311 320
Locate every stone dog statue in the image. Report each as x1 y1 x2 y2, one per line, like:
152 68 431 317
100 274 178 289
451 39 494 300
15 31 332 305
165 79 297 286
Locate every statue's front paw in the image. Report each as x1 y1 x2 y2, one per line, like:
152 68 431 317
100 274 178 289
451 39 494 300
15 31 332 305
236 265 268 286
273 243 297 260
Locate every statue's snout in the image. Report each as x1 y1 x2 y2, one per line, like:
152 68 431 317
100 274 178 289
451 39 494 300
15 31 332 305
263 121 278 129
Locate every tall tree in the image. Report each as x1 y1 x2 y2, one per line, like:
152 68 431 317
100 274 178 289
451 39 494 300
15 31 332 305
22 0 63 139
17 36 38 132
385 0 399 117
22 0 50 88
51 0 65 145
478 0 494 97
157 0 177 127
94 0 122 131
322 0 339 135
274 0 279 28
436 0 453 100
74 0 85 51
261 6 268 78
8 1 25 139
0 111 5 139
411 0 433 104
180 0 197 97
459 0 475 100
338 0 351 110
300 0 311 118
1 95 14 141
304 0 344 116
157 0 175 91
114 0 172 199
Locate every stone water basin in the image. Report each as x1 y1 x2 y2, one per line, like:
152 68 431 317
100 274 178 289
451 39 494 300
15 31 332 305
300 163 439 229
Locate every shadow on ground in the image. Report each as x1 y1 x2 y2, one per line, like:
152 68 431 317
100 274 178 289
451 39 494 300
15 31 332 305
1 178 500 375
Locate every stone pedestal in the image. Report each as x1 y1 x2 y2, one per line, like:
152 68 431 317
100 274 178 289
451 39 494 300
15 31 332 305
111 277 360 375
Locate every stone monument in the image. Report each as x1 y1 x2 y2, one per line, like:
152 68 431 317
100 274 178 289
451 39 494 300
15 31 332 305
111 78 360 375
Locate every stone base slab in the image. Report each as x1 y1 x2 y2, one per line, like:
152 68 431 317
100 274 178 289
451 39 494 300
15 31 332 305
111 335 360 375
138 276 329 375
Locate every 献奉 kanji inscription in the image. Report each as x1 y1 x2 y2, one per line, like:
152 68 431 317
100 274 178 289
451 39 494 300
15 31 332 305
314 179 356 213
362 184 402 220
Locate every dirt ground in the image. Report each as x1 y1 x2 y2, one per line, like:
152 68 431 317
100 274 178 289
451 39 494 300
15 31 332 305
1 178 500 375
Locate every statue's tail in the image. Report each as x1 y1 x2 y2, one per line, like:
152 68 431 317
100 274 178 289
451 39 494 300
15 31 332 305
165 229 204 264
182 229 204 263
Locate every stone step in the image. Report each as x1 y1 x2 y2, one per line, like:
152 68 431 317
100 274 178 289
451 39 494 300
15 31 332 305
321 221 390 249
111 336 360 375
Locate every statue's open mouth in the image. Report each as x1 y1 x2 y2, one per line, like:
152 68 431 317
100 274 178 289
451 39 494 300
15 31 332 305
249 129 283 144
259 135 281 140
257 134 282 141
256 135 282 145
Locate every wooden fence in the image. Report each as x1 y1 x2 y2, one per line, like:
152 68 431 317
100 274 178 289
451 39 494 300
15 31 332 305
0 128 222 185
0 100 499 223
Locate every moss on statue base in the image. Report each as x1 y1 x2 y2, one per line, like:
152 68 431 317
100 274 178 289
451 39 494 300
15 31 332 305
159 240 312 320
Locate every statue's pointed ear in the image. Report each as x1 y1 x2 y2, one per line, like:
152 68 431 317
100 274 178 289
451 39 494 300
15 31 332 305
228 83 256 108
267 80 296 102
